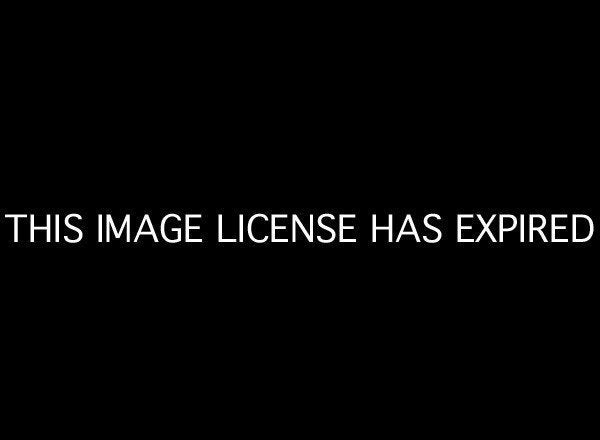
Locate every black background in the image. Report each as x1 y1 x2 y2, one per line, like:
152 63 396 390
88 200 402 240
1 6 597 434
